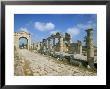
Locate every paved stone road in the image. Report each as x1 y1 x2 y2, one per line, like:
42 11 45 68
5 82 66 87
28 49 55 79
17 49 96 76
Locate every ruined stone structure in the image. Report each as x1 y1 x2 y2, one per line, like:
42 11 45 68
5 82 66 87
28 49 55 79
86 29 94 68
77 40 82 54
43 32 70 53
68 40 82 54
14 28 97 70
36 32 82 55
14 31 32 50
36 42 41 51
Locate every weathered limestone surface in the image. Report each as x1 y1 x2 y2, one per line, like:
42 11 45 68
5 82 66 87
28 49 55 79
86 29 94 68
15 49 96 76
36 32 83 55
14 49 33 76
59 37 64 52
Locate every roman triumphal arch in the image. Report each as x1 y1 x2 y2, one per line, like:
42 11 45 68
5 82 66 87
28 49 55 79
14 31 32 50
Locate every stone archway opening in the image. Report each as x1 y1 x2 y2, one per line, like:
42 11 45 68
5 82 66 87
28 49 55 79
19 37 28 49
14 31 32 50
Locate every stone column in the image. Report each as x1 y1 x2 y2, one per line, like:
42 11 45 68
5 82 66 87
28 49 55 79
40 42 42 51
42 39 45 53
36 43 39 51
28 40 30 50
59 37 64 52
77 40 82 54
50 39 52 50
79 44 82 55
27 34 32 50
86 29 94 68
48 39 51 49
46 39 48 49
53 38 55 46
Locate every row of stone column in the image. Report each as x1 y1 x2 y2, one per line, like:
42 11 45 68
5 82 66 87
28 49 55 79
42 36 83 55
45 36 64 52
37 29 95 68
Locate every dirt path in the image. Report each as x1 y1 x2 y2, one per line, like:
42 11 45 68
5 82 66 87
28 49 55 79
15 49 96 76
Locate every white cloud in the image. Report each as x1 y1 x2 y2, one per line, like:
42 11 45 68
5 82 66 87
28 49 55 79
67 27 80 36
20 27 29 33
19 27 34 35
77 21 96 30
45 22 55 30
34 22 55 31
66 21 96 39
77 24 93 29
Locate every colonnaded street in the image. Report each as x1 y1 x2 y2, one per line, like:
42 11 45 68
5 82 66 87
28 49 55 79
14 49 96 76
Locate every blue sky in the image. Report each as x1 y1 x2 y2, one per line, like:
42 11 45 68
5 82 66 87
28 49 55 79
19 38 28 46
14 14 97 46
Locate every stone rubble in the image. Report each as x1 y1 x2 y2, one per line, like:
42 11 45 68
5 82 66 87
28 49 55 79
14 49 96 76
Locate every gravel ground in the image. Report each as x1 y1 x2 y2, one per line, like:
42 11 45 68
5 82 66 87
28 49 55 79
15 49 96 76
